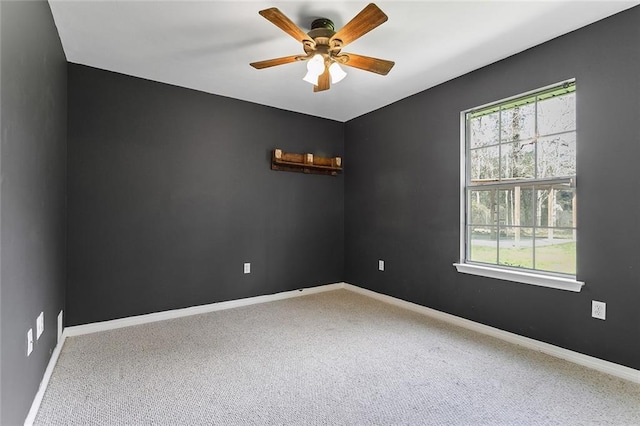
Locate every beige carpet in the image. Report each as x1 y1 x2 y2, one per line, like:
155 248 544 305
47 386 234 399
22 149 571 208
34 289 640 425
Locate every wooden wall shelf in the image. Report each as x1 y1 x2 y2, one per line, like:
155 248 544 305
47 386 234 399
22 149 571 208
271 149 342 176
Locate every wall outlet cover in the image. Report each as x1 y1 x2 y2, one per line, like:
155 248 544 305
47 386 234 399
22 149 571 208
27 329 34 356
592 300 606 320
378 260 385 271
58 310 63 343
36 312 44 339
243 262 251 274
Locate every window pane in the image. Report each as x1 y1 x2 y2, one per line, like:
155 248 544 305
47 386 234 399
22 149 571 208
464 83 577 277
500 141 535 179
470 146 500 181
535 186 576 228
538 92 576 136
468 226 497 265
469 189 496 225
553 187 576 228
501 103 536 142
469 112 500 148
498 188 535 227
534 229 576 274
537 134 576 178
498 227 533 269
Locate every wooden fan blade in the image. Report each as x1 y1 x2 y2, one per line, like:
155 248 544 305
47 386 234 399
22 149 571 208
259 8 314 45
330 3 388 48
250 55 304 69
339 53 394 75
314 68 330 92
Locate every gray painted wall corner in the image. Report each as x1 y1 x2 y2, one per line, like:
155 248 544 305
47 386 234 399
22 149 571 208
344 6 640 370
0 1 67 424
66 64 344 326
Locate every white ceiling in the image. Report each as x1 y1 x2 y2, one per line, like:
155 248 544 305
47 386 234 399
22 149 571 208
49 1 639 122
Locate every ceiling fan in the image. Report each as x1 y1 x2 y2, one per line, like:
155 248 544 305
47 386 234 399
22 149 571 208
250 3 395 92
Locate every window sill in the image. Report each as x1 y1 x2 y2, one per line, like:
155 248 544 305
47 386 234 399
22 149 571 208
453 263 584 292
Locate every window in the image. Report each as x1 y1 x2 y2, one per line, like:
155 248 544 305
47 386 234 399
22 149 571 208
455 81 584 292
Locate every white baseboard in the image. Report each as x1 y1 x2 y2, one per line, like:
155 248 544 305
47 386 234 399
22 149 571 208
65 282 344 337
24 330 68 426
25 281 639 425
342 283 640 384
24 282 342 425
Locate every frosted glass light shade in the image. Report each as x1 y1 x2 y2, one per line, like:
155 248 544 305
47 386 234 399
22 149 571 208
307 54 325 75
329 62 347 84
303 54 325 85
303 70 319 85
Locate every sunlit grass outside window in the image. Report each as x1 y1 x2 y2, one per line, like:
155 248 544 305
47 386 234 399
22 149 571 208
469 239 576 275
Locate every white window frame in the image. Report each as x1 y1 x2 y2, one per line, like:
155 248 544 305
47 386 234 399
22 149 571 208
454 81 584 292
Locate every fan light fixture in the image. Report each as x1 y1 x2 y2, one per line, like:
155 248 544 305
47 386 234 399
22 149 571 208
250 4 394 92
302 54 347 86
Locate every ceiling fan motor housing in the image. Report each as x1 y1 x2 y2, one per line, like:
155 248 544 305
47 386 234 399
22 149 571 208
306 18 337 56
311 18 334 31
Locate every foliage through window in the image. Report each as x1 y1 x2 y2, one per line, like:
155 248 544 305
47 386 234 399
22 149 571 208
464 81 576 276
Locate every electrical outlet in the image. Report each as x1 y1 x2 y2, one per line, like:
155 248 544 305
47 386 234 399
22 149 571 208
592 300 606 320
243 262 251 274
378 260 384 271
36 312 44 340
57 310 63 343
27 329 33 356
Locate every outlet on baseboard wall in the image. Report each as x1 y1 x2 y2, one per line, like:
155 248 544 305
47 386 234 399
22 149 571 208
27 328 34 356
36 312 44 340
378 260 384 271
57 310 64 343
592 300 606 320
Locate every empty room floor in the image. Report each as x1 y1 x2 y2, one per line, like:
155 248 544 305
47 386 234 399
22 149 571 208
34 289 640 425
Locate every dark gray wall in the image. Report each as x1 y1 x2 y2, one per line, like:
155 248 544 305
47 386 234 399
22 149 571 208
0 1 67 424
345 6 640 369
67 64 344 326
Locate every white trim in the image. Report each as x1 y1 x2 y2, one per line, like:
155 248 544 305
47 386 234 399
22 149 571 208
23 283 343 425
459 111 467 262
24 281 638 425
342 283 638 383
24 328 68 426
64 283 344 337
453 263 584 292
463 79 576 116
